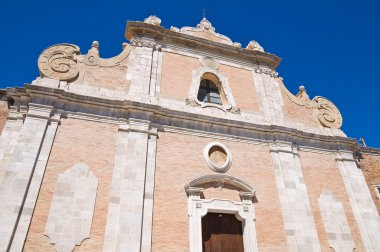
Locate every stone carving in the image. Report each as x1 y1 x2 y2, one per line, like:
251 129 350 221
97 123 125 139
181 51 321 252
199 57 220 70
255 65 278 77
38 44 80 81
82 41 131 67
130 37 161 50
45 163 98 252
171 18 241 47
313 96 343 129
144 15 161 26
246 40 264 52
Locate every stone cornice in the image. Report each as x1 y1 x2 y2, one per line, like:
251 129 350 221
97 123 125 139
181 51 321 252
5 84 359 152
359 147 380 156
125 21 281 69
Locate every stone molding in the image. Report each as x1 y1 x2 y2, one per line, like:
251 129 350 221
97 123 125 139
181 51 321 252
82 41 131 67
203 142 233 173
269 142 299 156
187 196 258 252
185 174 255 196
186 66 240 113
4 85 357 154
125 21 281 70
26 103 53 120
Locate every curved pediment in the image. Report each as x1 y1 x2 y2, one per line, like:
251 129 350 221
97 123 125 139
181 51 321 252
185 174 254 194
171 18 242 47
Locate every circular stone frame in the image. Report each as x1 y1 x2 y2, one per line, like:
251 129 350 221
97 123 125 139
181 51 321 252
203 142 232 173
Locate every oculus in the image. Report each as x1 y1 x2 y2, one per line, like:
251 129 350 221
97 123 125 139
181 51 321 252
204 142 232 173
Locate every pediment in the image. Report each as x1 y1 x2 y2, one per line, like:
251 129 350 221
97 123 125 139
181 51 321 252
170 18 241 47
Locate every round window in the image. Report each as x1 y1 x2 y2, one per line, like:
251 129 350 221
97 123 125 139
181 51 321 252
204 142 232 173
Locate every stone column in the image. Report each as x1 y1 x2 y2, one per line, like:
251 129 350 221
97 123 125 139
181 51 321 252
103 115 157 252
0 104 53 251
270 142 321 252
336 151 380 251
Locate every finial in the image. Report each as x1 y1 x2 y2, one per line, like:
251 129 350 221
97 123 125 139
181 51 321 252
92 41 99 49
203 9 206 19
360 137 367 147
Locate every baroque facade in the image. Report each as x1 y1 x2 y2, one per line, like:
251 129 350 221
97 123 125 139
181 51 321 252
0 16 380 252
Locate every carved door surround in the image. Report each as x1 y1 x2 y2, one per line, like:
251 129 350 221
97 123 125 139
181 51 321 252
185 174 258 252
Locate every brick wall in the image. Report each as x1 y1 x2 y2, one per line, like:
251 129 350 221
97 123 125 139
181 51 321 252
160 52 260 112
359 152 380 214
152 132 287 251
299 151 365 251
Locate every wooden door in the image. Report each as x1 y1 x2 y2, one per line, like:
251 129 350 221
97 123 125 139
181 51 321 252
202 212 244 252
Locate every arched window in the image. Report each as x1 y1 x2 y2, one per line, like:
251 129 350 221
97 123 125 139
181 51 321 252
197 79 222 105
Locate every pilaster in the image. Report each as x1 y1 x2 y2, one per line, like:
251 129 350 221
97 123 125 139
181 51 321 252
0 104 53 251
103 114 157 252
128 38 161 98
270 141 321 252
335 151 380 251
9 112 61 251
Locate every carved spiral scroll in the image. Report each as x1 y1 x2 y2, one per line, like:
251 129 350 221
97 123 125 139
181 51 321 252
38 44 80 81
313 96 343 129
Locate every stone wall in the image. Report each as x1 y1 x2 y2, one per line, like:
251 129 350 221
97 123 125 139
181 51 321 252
0 100 9 135
24 118 118 252
152 132 287 252
360 151 380 214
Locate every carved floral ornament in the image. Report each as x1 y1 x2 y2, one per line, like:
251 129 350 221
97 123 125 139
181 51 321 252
38 41 131 81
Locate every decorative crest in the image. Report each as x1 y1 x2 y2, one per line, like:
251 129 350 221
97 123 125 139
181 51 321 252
38 44 80 81
171 18 241 47
313 96 343 129
246 40 264 52
144 15 161 26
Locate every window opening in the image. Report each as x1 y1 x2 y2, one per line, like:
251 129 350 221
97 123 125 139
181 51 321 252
197 79 222 105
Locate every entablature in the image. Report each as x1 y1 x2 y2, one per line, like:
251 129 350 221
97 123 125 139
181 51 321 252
3 84 358 154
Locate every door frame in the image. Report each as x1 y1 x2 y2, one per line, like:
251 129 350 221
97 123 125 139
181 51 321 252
187 190 258 252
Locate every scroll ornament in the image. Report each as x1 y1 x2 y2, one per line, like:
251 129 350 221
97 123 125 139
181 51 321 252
313 96 343 129
38 44 80 81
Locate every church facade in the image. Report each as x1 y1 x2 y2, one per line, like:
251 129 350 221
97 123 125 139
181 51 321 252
0 16 380 252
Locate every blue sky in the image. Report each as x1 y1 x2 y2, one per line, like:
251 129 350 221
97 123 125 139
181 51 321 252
1 0 379 147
